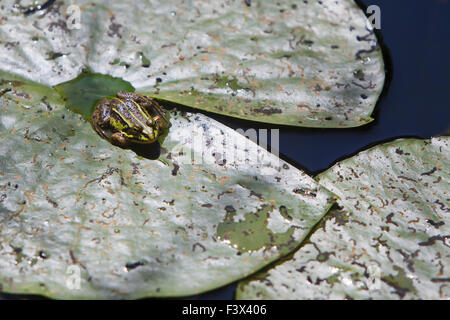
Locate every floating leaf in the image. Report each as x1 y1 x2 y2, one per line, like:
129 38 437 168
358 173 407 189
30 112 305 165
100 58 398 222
237 137 450 299
0 73 333 299
53 71 135 120
0 0 384 127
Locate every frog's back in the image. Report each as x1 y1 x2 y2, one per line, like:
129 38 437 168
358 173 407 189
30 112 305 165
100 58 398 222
111 98 151 129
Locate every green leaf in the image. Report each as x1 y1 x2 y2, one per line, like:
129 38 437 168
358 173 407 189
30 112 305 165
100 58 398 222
53 71 135 121
0 73 333 299
0 0 384 127
237 137 450 299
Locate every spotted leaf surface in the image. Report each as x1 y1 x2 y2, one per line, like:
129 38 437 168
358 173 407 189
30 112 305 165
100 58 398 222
0 0 384 127
0 73 333 299
237 137 449 299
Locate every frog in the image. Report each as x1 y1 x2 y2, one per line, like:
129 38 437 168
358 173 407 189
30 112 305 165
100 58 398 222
92 92 170 148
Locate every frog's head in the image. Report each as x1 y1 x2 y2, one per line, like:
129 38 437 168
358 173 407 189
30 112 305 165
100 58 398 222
120 122 158 144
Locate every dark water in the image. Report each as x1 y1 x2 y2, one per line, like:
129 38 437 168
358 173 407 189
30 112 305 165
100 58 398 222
195 0 450 300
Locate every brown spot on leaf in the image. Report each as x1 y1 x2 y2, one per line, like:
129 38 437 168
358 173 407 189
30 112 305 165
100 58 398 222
192 242 206 252
107 16 122 39
421 167 437 176
418 235 449 247
171 162 179 176
386 213 399 227
125 261 145 271
427 219 445 229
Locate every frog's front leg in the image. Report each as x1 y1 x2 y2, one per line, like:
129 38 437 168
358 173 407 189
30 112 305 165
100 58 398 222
110 132 129 147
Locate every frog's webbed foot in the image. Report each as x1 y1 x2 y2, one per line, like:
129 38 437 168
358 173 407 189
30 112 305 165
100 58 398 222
110 132 129 148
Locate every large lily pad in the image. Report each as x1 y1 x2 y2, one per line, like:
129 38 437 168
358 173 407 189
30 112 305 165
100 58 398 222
0 73 333 299
237 137 449 299
0 0 384 127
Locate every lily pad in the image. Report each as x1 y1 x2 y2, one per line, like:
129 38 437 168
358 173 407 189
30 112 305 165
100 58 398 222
237 137 450 299
0 0 384 127
0 73 333 299
53 71 135 120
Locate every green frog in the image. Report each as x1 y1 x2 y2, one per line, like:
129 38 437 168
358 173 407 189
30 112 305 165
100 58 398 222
92 92 170 147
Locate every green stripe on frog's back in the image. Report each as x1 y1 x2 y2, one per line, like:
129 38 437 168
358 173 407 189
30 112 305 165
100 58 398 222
111 98 150 130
